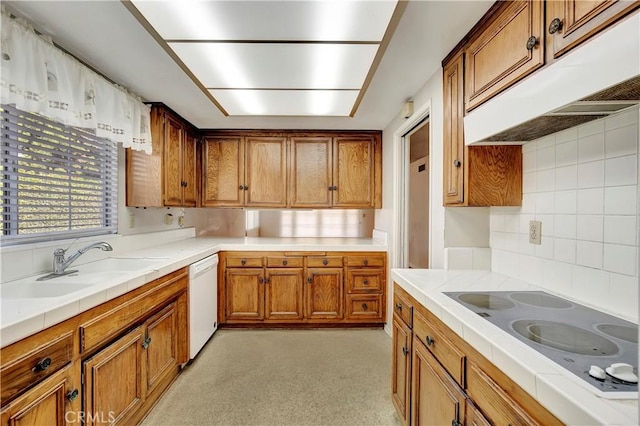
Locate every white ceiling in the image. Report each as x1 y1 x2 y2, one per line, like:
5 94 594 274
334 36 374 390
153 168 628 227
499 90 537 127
6 0 493 130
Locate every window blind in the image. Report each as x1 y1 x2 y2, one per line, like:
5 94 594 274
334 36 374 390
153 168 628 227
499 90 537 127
1 104 118 245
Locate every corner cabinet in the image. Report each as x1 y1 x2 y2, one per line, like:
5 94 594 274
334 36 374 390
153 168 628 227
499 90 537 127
1 268 189 426
126 104 197 207
218 251 386 327
443 51 523 207
391 284 562 426
202 131 382 209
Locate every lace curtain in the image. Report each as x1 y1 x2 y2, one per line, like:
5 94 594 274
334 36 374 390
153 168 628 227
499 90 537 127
0 11 152 154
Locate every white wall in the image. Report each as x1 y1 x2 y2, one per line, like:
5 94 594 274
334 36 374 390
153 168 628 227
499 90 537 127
491 107 639 321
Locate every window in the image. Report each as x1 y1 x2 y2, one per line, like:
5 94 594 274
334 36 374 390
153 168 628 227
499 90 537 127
1 104 118 245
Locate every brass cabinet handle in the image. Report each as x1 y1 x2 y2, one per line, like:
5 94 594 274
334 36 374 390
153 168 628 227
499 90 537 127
244 185 249 190
282 260 288 266
34 357 51 372
322 259 328 265
548 18 563 34
241 259 246 265
402 346 409 356
363 280 369 285
453 159 461 168
526 36 538 51
362 303 368 311
395 303 402 311
307 277 313 284
363 259 369 266
425 335 434 346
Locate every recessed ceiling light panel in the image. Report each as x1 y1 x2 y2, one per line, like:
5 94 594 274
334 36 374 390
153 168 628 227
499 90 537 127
130 0 398 42
209 89 359 116
169 42 378 89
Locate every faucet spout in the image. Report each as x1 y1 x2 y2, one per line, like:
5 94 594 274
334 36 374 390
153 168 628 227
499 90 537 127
53 242 113 275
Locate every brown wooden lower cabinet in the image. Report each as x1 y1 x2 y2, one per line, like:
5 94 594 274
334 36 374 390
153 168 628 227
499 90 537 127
1 364 77 426
305 268 343 320
391 316 412 425
391 283 562 426
412 337 466 426
83 327 145 426
1 268 189 426
218 251 387 326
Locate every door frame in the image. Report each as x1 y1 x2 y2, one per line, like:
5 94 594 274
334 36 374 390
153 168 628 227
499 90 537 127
392 101 432 271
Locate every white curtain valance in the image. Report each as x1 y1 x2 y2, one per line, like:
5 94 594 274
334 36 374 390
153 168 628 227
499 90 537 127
0 11 152 154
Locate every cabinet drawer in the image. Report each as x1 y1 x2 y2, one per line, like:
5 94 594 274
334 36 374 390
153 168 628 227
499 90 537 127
266 256 303 268
345 254 385 267
306 256 343 267
467 362 539 425
346 269 383 293
1 332 73 405
413 311 465 387
345 295 383 320
393 292 413 328
227 256 264 268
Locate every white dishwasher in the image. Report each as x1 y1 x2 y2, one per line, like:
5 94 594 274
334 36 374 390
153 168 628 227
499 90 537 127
189 254 218 359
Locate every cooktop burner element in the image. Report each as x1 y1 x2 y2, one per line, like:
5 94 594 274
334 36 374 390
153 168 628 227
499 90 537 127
458 293 515 310
510 292 573 309
512 320 619 356
444 291 638 396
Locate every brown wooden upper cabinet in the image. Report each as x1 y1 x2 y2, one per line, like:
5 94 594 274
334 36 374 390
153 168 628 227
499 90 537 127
289 135 381 208
546 0 640 59
201 136 287 208
126 104 197 207
443 50 523 207
464 0 544 112
203 131 382 209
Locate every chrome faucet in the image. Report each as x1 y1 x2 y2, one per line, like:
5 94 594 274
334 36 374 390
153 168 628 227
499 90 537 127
52 241 113 275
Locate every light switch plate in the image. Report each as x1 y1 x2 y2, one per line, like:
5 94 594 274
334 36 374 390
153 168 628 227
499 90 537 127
529 220 542 245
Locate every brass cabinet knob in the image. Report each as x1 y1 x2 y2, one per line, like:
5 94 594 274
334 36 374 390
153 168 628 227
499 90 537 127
548 18 563 34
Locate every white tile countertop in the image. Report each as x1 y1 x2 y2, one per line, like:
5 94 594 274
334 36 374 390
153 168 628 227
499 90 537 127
392 268 639 426
0 237 386 348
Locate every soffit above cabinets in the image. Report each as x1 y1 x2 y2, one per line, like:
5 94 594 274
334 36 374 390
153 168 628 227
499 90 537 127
126 0 403 118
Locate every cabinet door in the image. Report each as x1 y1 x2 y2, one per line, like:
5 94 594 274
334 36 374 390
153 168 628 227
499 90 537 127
182 130 198 207
443 51 465 205
547 0 639 58
411 338 466 426
304 268 343 319
145 303 178 395
466 362 540 426
201 137 245 207
163 114 184 207
225 268 265 320
332 137 374 207
83 327 145 426
265 268 304 320
0 364 76 426
466 401 492 426
245 137 287 207
289 137 332 208
392 317 412 426
465 0 544 111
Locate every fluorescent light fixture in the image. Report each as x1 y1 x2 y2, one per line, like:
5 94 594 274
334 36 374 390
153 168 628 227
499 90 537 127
209 89 358 116
169 43 378 89
127 0 402 117
131 1 397 41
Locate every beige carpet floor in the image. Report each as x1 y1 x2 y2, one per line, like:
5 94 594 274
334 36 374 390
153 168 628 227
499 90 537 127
141 329 400 426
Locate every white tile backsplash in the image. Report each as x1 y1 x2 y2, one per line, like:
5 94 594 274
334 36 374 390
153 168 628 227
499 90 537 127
491 109 639 321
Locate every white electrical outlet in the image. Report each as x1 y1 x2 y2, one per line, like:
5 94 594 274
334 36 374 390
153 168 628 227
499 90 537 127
529 220 542 245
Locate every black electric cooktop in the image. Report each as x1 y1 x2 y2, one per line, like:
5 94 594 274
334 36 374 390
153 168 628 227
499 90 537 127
444 291 638 395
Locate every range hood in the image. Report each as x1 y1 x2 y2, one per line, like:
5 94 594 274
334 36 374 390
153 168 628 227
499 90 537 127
464 12 640 145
